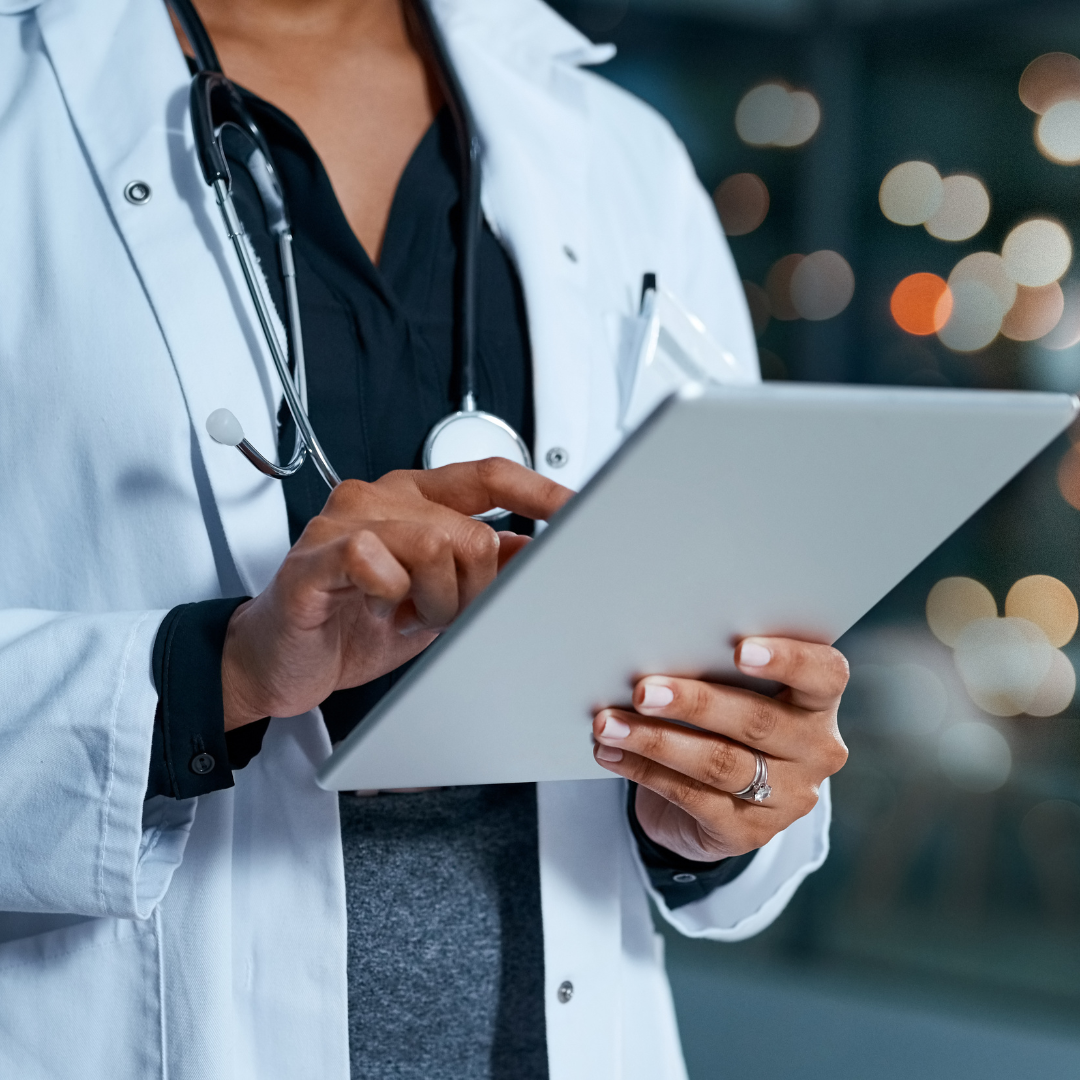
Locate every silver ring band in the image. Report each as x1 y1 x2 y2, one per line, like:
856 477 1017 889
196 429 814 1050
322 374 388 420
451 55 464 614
732 751 772 803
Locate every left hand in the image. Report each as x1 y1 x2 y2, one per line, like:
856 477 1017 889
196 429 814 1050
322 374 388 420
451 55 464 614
592 636 850 862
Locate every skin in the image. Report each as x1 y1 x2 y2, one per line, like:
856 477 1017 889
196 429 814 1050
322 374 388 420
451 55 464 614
183 0 850 863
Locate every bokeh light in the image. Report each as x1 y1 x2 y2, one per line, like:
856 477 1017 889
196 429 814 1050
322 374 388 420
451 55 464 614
735 83 820 148
790 250 855 320
773 90 821 147
735 83 794 146
1036 100 1080 164
1005 574 1079 646
1002 219 1073 287
1025 649 1077 716
1001 282 1065 341
765 254 804 320
949 251 1017 313
924 175 991 242
1057 445 1080 510
879 161 943 226
926 576 997 646
742 279 771 336
938 721 1012 792
891 273 952 335
714 173 770 236
937 279 1004 352
1041 279 1080 349
953 616 1053 716
1019 52 1080 114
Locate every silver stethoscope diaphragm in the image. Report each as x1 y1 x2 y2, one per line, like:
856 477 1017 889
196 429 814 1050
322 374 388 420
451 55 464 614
423 405 533 521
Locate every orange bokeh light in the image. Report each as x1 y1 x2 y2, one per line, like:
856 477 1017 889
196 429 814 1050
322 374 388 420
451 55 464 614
891 273 954 335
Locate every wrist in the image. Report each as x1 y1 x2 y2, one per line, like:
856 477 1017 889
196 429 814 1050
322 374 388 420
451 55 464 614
221 601 265 731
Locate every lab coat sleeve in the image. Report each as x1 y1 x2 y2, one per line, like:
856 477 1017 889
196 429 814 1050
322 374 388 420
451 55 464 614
0 608 195 919
636 779 831 940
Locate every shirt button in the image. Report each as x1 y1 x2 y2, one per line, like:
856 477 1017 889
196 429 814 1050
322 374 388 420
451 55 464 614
123 180 152 205
545 447 569 469
672 872 698 884
557 980 574 1003
190 752 216 775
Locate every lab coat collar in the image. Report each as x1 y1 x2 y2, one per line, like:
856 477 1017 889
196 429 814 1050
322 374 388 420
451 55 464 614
431 0 616 68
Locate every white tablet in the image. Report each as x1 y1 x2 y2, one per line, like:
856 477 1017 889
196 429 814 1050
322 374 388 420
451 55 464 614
317 383 1078 791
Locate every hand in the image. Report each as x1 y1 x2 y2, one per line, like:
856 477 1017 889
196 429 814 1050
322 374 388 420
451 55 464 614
591 637 849 862
222 458 572 729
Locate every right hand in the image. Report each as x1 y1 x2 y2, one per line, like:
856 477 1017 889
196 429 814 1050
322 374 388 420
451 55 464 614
221 458 572 729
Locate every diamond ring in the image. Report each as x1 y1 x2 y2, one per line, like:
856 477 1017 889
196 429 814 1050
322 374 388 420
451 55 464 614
732 751 772 803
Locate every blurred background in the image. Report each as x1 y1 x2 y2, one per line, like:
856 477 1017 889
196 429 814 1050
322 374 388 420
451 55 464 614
549 1 1080 1076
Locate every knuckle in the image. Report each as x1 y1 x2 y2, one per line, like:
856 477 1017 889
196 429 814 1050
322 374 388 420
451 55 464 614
475 456 509 485
636 723 667 761
461 521 499 563
413 528 450 564
823 647 850 695
742 697 778 744
824 733 849 774
702 740 740 789
678 680 711 724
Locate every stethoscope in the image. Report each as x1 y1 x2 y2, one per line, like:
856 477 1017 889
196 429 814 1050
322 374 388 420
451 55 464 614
168 0 532 520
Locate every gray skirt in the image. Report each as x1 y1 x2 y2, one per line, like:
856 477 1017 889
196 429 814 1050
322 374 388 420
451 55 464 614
340 784 548 1080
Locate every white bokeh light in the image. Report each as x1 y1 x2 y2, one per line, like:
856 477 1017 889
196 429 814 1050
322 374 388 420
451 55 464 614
938 721 1012 793
924 175 991 242
879 161 944 226
1002 219 1073 287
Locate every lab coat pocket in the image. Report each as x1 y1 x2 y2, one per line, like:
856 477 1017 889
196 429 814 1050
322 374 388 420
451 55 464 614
0 914 163 1080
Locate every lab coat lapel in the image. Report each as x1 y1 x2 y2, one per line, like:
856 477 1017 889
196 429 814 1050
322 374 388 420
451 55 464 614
435 0 598 490
36 0 290 594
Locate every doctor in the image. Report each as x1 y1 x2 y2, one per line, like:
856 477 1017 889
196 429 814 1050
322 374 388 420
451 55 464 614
0 0 848 1078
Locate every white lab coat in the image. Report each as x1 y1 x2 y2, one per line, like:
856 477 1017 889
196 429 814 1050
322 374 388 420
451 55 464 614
0 0 831 1077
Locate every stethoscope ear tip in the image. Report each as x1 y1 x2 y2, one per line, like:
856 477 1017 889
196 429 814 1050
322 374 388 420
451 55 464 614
206 408 245 446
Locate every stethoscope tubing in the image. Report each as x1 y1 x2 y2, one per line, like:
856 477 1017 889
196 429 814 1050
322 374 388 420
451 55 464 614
169 0 530 499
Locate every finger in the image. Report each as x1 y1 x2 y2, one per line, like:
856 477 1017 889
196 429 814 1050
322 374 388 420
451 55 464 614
444 514 498 609
364 520 460 631
593 708 760 795
279 529 410 628
411 458 574 521
496 532 531 571
735 637 849 712
592 747 772 855
632 675 806 759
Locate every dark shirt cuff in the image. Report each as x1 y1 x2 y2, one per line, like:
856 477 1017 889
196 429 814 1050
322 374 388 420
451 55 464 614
147 598 271 800
626 782 757 909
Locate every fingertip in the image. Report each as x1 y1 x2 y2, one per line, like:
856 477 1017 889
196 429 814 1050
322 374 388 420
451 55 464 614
737 639 773 669
595 744 624 764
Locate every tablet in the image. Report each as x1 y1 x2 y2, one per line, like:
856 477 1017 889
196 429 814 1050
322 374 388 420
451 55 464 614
317 383 1078 791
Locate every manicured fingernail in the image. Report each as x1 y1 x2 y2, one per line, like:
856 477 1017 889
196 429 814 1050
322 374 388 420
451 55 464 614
595 745 623 763
739 641 772 667
640 682 674 709
601 714 631 740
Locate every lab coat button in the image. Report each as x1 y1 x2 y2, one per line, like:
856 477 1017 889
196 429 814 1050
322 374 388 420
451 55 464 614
190 752 216 775
557 980 574 1004
123 181 152 205
672 872 697 884
545 447 569 468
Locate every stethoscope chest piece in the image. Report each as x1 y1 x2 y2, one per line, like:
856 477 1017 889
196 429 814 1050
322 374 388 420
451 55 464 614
423 409 532 521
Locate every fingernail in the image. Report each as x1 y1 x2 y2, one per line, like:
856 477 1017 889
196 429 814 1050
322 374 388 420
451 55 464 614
601 714 632 740
595 745 623 763
398 618 426 637
640 682 674 709
739 641 772 667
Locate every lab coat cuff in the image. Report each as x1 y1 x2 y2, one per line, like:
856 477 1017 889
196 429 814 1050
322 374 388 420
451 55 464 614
625 782 757 908
637 779 832 941
150 598 256 800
